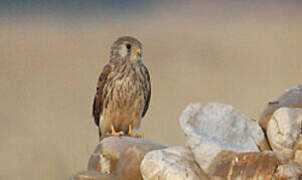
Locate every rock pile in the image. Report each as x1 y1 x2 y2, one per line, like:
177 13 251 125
71 86 302 180
72 137 166 180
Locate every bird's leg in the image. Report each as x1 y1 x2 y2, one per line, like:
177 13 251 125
128 124 132 135
128 124 142 138
108 124 124 136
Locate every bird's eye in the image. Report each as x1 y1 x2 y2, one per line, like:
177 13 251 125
126 44 131 50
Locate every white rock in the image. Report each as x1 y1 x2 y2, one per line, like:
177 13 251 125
293 135 302 165
275 160 302 180
259 85 302 130
140 146 207 180
267 107 302 160
179 103 259 173
247 119 271 151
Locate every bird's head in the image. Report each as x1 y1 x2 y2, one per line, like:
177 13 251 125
110 36 143 63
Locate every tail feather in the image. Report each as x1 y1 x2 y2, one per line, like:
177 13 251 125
98 128 103 141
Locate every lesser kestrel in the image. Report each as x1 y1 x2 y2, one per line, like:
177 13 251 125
92 36 151 140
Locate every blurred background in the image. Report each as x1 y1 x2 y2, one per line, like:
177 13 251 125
1 0 302 179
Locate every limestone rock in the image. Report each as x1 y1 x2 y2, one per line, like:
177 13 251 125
247 119 271 151
71 170 114 180
209 151 279 179
140 146 208 180
274 160 302 180
267 107 302 160
89 136 166 174
115 146 146 180
293 135 302 165
72 136 166 180
259 85 302 130
179 103 259 173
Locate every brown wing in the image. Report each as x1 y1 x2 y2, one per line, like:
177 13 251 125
92 64 112 126
141 64 151 118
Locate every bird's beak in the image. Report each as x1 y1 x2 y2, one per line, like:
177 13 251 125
134 47 141 57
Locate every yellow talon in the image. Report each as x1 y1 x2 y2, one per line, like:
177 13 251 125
109 124 124 136
128 125 142 138
129 124 133 135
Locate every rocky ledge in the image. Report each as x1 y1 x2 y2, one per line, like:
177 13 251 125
71 85 302 180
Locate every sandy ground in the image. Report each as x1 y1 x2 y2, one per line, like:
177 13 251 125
1 1 302 179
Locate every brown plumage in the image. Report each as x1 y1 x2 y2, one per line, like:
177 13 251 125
92 36 151 140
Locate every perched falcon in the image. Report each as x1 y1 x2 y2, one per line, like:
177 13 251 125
92 36 151 140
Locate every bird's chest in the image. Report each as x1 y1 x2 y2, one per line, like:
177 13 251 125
113 69 140 91
107 66 144 107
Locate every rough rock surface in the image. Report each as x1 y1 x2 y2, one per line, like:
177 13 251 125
293 135 302 165
179 103 259 173
209 151 279 179
71 136 166 180
247 119 271 151
140 146 208 180
72 170 114 180
267 107 302 160
259 85 302 130
72 90 302 180
274 160 302 180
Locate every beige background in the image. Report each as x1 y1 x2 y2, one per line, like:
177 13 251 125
1 1 302 179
